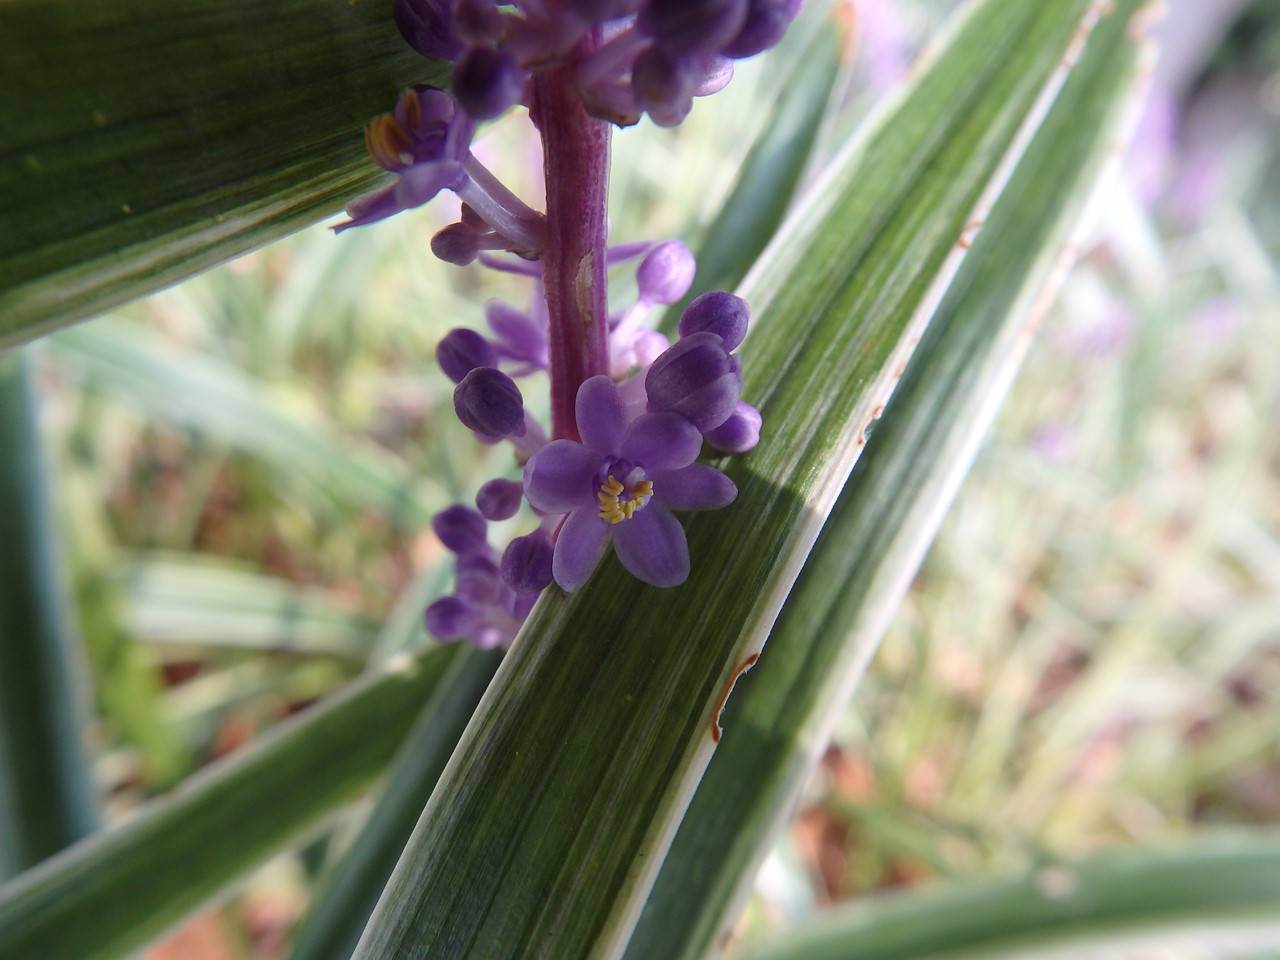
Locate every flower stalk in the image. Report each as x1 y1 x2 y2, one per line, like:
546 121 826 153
531 42 612 441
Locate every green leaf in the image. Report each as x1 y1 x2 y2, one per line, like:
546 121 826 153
626 4 1153 953
658 15 845 334
50 319 441 528
0 0 446 349
734 833 1280 960
121 555 382 660
288 646 503 960
57 455 192 788
0 349 101 880
0 643 459 960
351 2 1144 957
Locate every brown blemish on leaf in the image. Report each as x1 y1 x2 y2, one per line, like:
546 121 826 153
710 653 760 743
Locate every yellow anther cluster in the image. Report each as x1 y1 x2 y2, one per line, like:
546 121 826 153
365 114 414 171
597 475 654 524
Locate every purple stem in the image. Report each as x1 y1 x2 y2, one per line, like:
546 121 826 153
531 24 612 442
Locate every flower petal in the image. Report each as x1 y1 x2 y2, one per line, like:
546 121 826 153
575 375 626 455
524 441 599 513
553 508 612 592
612 506 690 588
620 412 702 472
653 463 737 511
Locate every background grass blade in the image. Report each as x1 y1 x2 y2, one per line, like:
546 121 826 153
0 643 460 960
50 320 440 528
121 556 382 660
288 646 503 960
624 5 1153 954
350 3 1137 957
0 349 101 880
0 0 446 348
734 833 1280 960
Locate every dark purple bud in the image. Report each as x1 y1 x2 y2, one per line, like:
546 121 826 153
394 0 463 61
638 0 749 55
476 477 524 520
645 331 741 431
501 529 554 594
722 0 801 58
433 504 489 553
631 46 700 126
425 596 477 640
453 0 505 43
704 401 761 453
452 46 525 120
432 222 483 265
569 0 643 22
437 328 498 383
636 240 696 305
678 290 749 351
454 367 527 438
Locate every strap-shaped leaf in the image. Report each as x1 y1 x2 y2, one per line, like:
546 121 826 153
49 320 441 527
0 643 459 960
352 2 1136 957
734 833 1280 960
626 4 1153 953
288 647 504 960
0 0 445 350
0 349 101 880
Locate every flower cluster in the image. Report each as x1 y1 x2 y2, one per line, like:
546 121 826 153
334 1 796 647
394 0 801 126
423 240 759 641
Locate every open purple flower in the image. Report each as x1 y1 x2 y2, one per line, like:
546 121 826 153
333 85 474 233
523 375 736 591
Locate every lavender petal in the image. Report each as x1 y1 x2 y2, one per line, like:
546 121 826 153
619 412 702 472
552 508 611 592
653 463 737 511
523 440 600 513
575 375 627 455
612 506 690 588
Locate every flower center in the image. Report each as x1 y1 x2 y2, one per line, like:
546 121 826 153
596 463 653 525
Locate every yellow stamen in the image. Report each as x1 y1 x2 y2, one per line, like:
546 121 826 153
365 115 413 171
597 476 653 524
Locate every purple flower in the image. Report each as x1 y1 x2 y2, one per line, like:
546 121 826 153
425 505 537 648
334 86 474 233
523 376 736 590
335 86 545 255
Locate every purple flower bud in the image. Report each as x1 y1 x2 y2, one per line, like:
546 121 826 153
454 367 528 438
636 240 696 305
453 0 505 43
452 46 526 120
501 529 554 594
569 0 643 22
638 0 749 55
704 401 761 453
456 552 504 605
722 0 801 58
433 504 489 554
678 290 749 351
645 332 741 432
631 46 700 126
437 328 498 383
425 596 477 640
476 478 524 520
394 0 463 61
431 222 483 265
